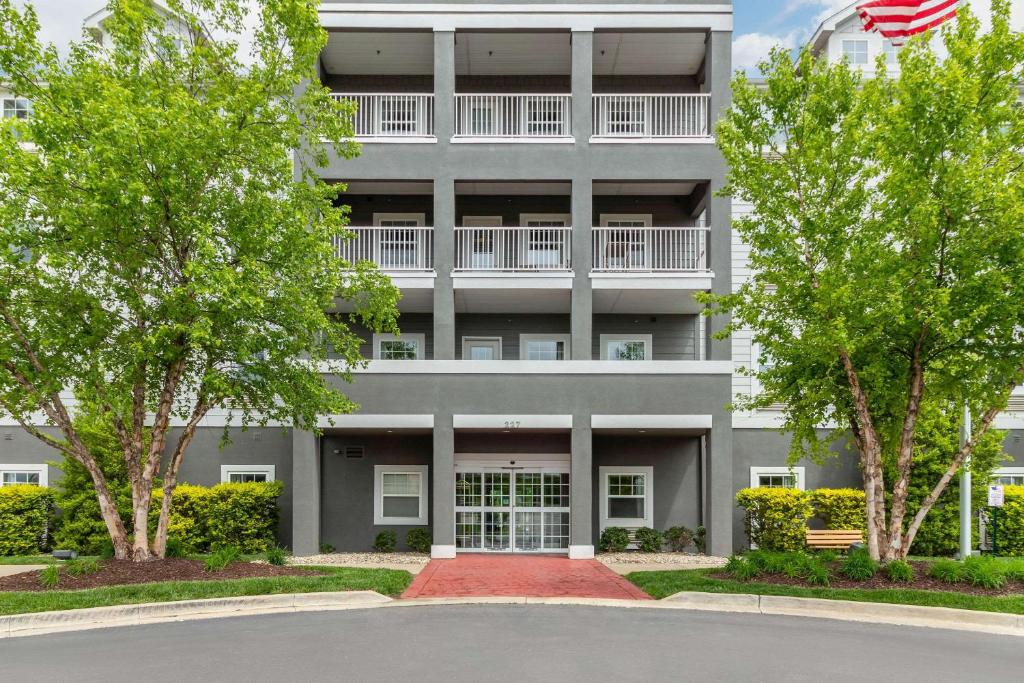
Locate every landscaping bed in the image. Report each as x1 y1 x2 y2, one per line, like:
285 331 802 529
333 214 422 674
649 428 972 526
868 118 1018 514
0 558 316 592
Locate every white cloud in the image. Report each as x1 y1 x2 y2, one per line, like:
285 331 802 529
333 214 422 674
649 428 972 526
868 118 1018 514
732 31 800 73
15 0 97 54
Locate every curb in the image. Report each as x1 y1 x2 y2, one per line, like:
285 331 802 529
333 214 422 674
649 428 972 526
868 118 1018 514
662 591 1024 637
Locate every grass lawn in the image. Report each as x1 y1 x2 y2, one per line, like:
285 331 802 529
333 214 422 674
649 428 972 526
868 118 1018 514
627 568 1024 615
0 566 413 616
0 555 66 565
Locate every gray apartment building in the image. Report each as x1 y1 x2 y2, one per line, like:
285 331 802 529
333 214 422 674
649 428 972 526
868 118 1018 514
1 1 1021 558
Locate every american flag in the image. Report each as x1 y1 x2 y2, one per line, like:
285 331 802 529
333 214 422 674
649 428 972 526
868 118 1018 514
856 0 962 45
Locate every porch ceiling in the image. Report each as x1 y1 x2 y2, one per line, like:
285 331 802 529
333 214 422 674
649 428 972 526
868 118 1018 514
322 31 434 76
594 32 706 76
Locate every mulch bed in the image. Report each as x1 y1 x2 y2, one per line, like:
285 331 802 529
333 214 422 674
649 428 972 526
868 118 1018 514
0 559 321 593
711 561 1024 597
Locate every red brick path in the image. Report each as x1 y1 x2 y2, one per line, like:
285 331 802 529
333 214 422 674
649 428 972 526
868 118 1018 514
400 554 652 600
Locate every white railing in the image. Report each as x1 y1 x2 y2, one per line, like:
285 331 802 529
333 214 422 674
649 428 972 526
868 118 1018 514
334 227 434 271
454 94 572 138
592 94 710 138
454 227 572 271
592 226 709 272
330 93 434 137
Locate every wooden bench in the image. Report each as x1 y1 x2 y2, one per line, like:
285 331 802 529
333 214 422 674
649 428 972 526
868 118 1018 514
806 529 863 550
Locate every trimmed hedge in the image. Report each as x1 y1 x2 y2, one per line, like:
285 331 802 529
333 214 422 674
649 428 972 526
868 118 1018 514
810 488 866 531
990 485 1024 557
150 481 283 554
735 487 812 551
0 485 55 556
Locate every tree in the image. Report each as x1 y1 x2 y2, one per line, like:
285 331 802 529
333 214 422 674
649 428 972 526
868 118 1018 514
0 0 399 560
706 2 1024 561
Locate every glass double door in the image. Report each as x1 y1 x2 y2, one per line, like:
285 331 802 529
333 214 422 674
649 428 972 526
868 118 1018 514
455 468 570 553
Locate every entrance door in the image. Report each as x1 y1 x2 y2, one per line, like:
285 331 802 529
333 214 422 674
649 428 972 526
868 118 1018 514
454 466 570 552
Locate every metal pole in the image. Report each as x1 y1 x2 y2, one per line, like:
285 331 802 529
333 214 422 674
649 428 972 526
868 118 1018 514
959 404 972 560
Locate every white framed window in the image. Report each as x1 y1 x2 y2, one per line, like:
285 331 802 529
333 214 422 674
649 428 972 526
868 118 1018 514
519 213 570 227
520 333 570 360
220 465 275 484
599 214 652 227
0 464 47 487
2 98 32 119
526 98 566 136
462 336 502 360
600 334 652 361
842 40 869 65
750 466 805 490
605 96 645 135
372 213 425 227
373 333 425 360
462 216 503 227
377 96 419 134
883 41 899 66
374 464 428 525
993 468 1024 487
599 466 653 530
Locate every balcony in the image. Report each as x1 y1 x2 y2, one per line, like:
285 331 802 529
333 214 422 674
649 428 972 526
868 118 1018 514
592 226 708 272
334 226 434 272
454 226 572 272
591 94 710 140
453 94 572 141
331 93 435 139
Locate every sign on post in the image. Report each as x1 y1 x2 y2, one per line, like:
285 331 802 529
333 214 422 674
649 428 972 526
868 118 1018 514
988 485 1005 508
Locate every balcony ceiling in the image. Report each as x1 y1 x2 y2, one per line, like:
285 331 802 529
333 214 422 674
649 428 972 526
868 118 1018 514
322 32 434 76
335 181 700 197
594 32 706 76
455 33 571 76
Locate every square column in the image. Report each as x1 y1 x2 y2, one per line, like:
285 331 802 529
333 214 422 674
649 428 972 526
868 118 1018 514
431 413 456 558
570 178 593 360
433 177 456 359
571 30 593 142
291 428 320 556
705 418 734 556
433 30 455 141
705 30 733 361
569 417 594 558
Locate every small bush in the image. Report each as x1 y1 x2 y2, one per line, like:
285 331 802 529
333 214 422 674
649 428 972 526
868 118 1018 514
39 565 60 589
735 487 812 552
747 550 789 575
929 558 964 583
319 543 335 554
64 557 101 577
203 545 241 572
165 537 189 558
840 549 878 581
725 556 759 581
693 526 707 554
0 485 56 556
991 485 1024 557
373 530 397 553
783 553 815 579
724 554 746 574
805 561 831 586
1003 558 1024 582
810 489 866 531
634 527 663 553
963 556 1006 589
265 545 287 566
98 537 115 560
815 549 839 564
599 527 631 553
886 560 914 583
663 526 693 552
406 528 431 554
151 481 283 554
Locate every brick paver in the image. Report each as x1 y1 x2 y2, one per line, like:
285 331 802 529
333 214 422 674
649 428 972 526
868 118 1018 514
400 554 652 600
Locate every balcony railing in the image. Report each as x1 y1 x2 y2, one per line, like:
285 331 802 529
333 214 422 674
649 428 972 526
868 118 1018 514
330 93 435 137
334 226 434 271
454 94 572 138
592 94 710 138
592 226 709 272
454 227 572 271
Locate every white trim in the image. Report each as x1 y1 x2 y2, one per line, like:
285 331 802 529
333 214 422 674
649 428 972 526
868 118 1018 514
589 136 714 145
431 544 457 559
520 213 571 227
336 360 733 374
599 465 654 531
220 465 275 484
462 216 503 227
372 332 426 360
599 333 653 361
993 468 1024 485
352 136 437 144
450 136 575 145
591 415 712 430
372 212 425 227
453 414 572 430
450 273 574 289
374 464 429 526
589 272 714 290
317 414 434 429
519 333 571 361
599 213 653 227
568 544 595 559
0 463 48 487
749 466 806 490
461 336 503 361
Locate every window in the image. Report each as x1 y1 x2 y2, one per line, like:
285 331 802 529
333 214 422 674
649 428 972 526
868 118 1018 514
379 96 418 134
374 465 428 525
598 215 652 270
883 41 899 66
0 464 47 487
373 333 425 360
750 466 805 490
600 334 652 361
2 98 32 120
520 214 570 269
599 466 653 530
220 465 275 484
842 40 869 65
520 334 570 360
605 97 645 135
993 468 1024 486
526 98 565 136
462 336 502 360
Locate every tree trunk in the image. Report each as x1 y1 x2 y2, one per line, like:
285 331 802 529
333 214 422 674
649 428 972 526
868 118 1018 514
152 402 207 557
76 449 132 560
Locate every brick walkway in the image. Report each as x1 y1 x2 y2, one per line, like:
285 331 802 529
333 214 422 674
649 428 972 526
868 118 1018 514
400 554 652 600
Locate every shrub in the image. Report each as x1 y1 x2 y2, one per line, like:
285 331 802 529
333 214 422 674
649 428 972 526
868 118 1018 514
265 545 287 566
663 526 693 552
0 485 56 556
886 560 914 583
724 554 746 574
805 561 831 586
599 527 631 553
815 549 840 564
203 545 241 572
693 526 707 554
725 556 759 581
406 528 431 554
319 543 335 554
39 564 61 589
963 556 1006 589
840 549 878 581
810 489 866 531
164 536 189 558
783 553 815 579
64 557 102 577
1003 558 1024 582
634 527 663 553
735 487 812 552
151 481 283 554
373 530 397 553
990 485 1024 557
747 550 789 575
929 558 964 583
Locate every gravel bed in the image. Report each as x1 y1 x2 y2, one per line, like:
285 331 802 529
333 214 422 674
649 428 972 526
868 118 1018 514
288 552 430 567
597 553 728 568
